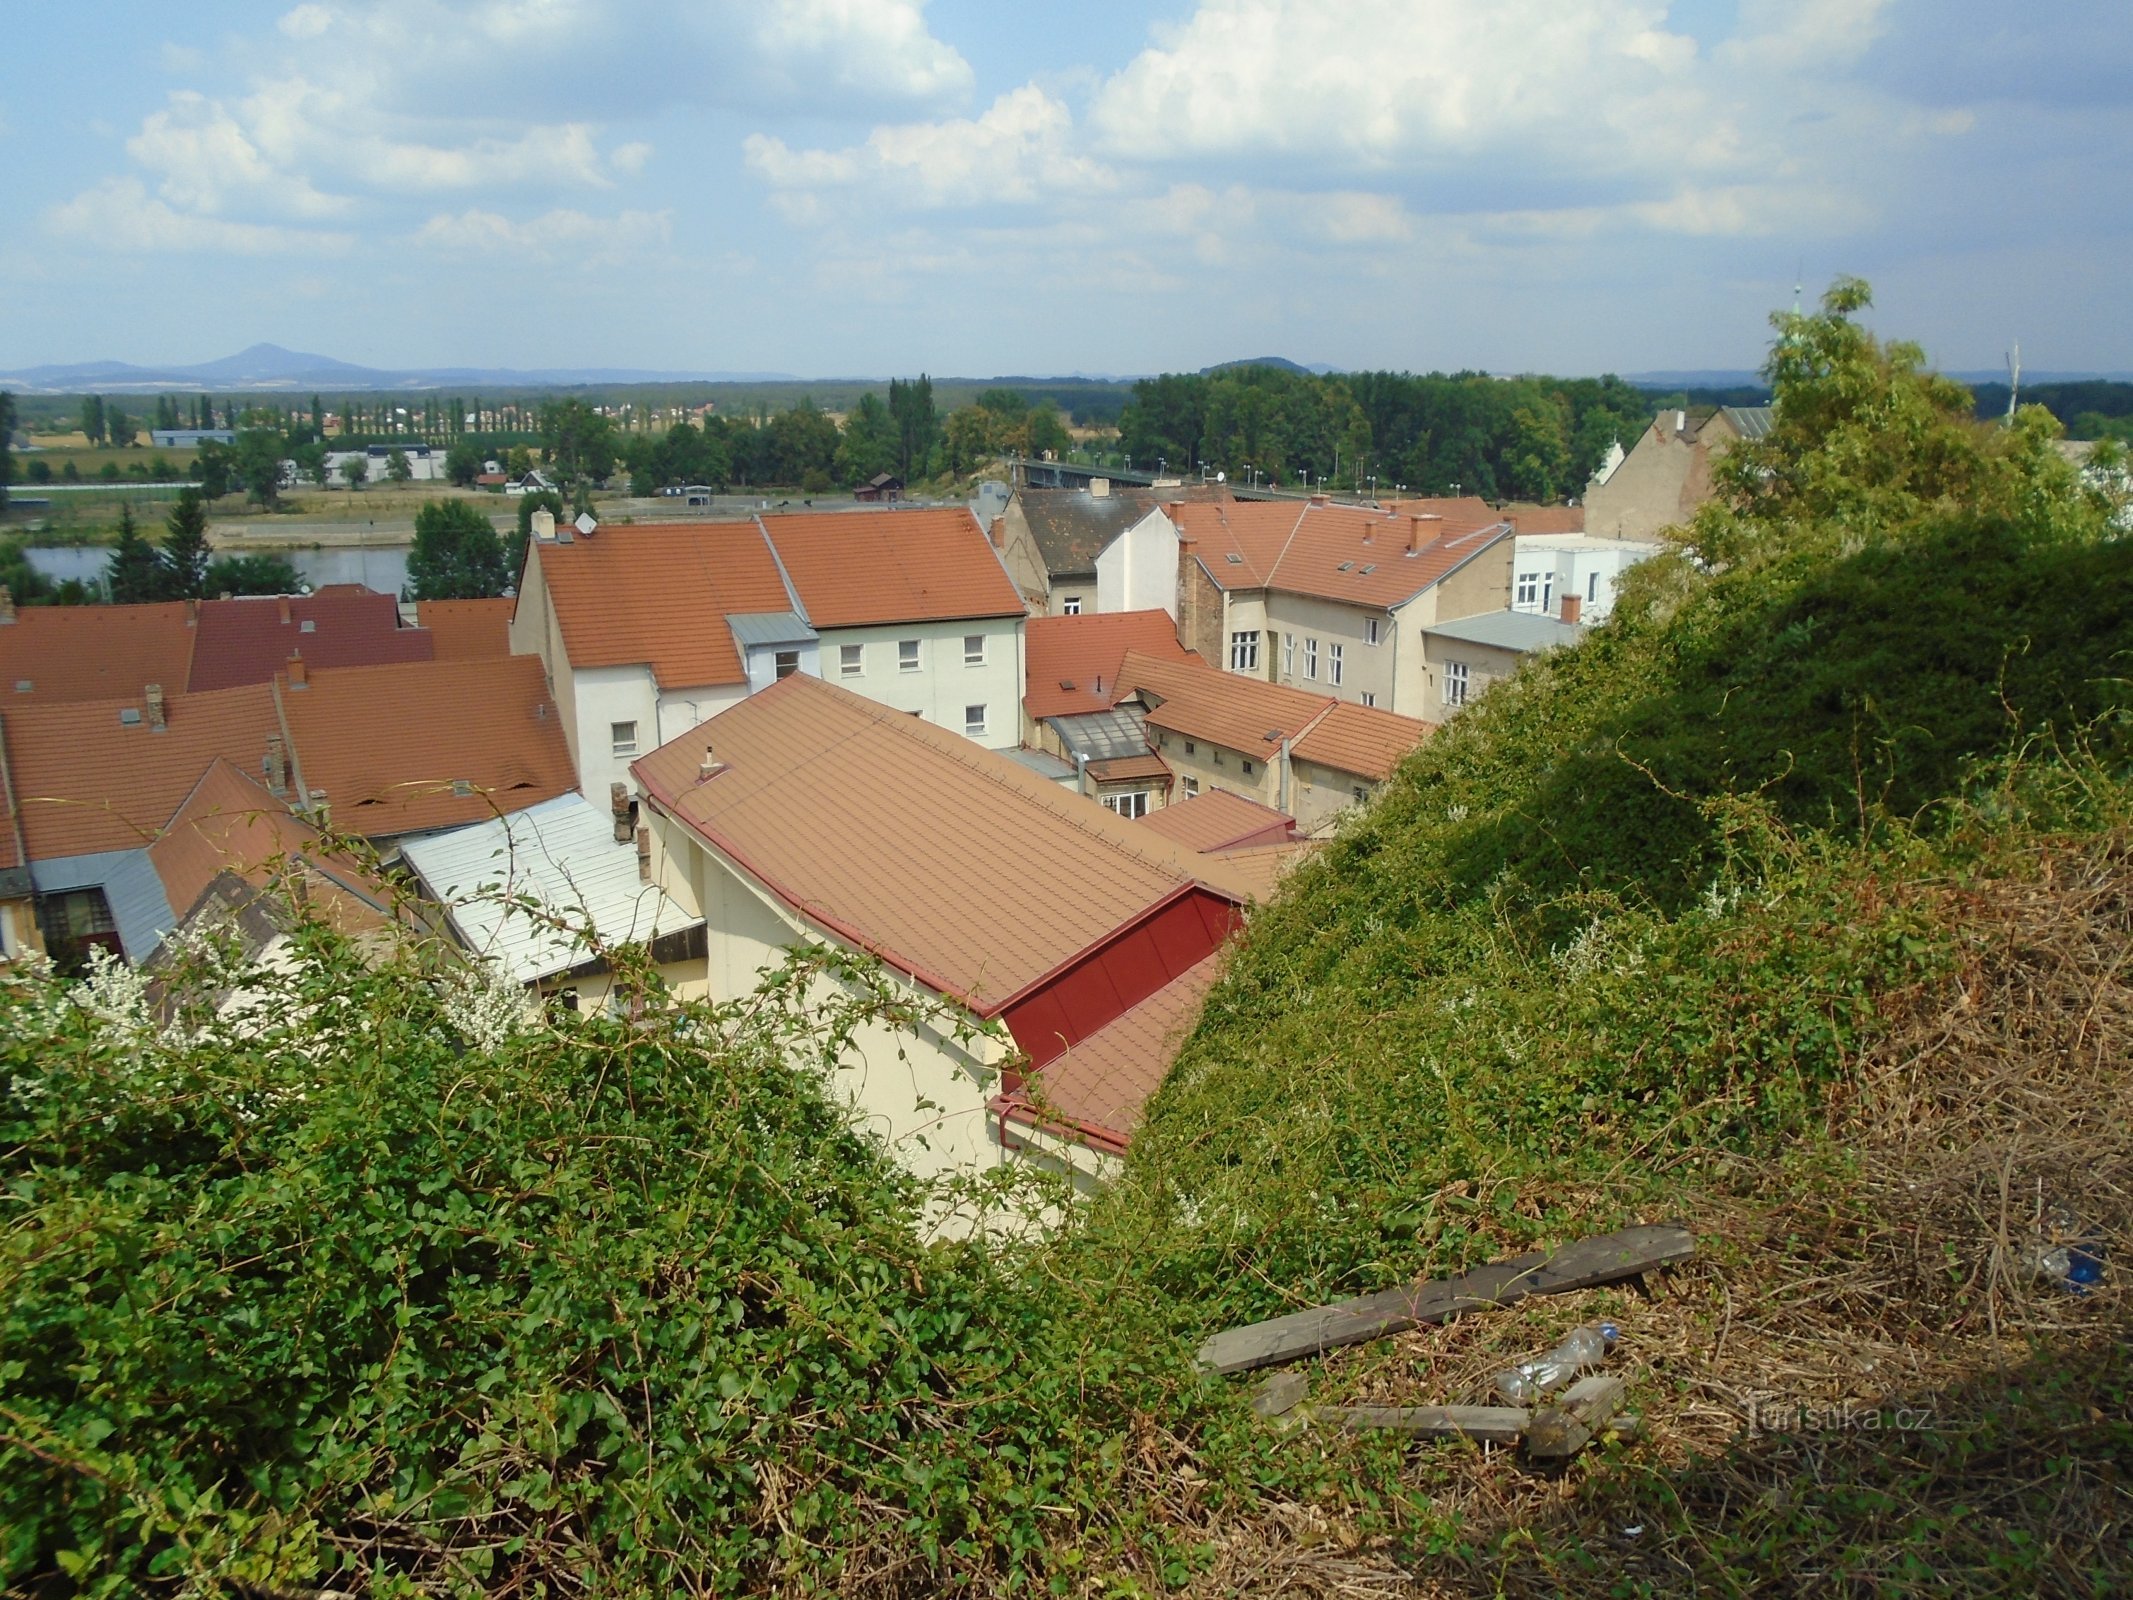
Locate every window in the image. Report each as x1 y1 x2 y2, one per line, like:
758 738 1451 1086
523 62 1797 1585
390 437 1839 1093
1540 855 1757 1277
1445 660 1470 707
1328 643 1344 686
1283 632 1294 677
1542 572 1555 611
1183 777 1200 798
1353 785 1368 803
1242 759 1255 776
1304 637 1318 679
1184 741 1196 756
1229 630 1260 672
840 643 863 676
898 639 920 672
1515 571 1540 606
773 649 799 680
1102 790 1150 819
1212 750 1224 766
1062 595 1083 615
1366 616 1381 646
964 634 985 665
1361 691 1376 707
964 704 988 738
1588 571 1600 603
611 720 638 757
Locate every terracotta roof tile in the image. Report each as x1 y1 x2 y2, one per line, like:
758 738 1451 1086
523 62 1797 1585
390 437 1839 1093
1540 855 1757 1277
5 684 283 862
1114 649 1330 754
1503 504 1586 535
1170 498 1510 609
189 590 432 692
759 508 1024 628
416 598 515 660
282 657 576 838
1025 610 1198 719
1085 752 1171 784
1138 789 1297 853
1208 839 1313 902
532 522 794 689
633 674 1249 1013
1291 699 1434 781
0 602 197 706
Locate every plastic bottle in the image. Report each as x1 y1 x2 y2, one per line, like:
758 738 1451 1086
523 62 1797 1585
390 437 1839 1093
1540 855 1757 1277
1493 1321 1619 1404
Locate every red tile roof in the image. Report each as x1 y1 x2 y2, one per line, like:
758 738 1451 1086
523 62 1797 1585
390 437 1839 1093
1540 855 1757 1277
531 522 793 689
1113 649 1330 754
1292 699 1434 782
416 598 515 660
0 602 197 706
1504 505 1586 535
1169 498 1510 609
188 590 432 692
1025 609 1199 719
758 508 1025 627
1138 789 1297 853
280 657 576 838
633 674 1249 1014
1085 752 1171 784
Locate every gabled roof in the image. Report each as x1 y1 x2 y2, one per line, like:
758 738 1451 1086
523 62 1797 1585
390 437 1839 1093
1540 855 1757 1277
1291 699 1433 782
1012 487 1165 579
1114 649 1330 753
0 601 197 706
532 521 795 690
1167 498 1510 609
189 589 432 692
1138 789 1297 853
632 674 1248 1014
400 791 698 985
759 508 1024 627
416 598 515 660
4 683 283 861
1025 609 1198 719
281 657 575 838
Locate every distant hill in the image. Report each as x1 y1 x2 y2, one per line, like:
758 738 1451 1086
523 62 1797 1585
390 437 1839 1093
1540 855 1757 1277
0 343 800 395
1201 356 1336 376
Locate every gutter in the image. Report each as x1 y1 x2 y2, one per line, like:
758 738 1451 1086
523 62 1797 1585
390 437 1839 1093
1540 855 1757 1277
990 1091 1132 1159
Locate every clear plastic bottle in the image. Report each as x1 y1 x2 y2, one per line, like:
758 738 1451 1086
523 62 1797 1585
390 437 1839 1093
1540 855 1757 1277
1493 1321 1620 1404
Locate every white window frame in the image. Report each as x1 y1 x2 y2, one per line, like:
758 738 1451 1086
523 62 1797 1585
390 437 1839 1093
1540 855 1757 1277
964 633 985 666
1361 691 1376 708
1445 660 1470 707
964 703 987 738
1542 572 1555 611
1182 777 1200 798
1283 632 1294 678
1102 790 1150 820
1515 572 1540 607
1304 637 1318 680
1366 616 1382 646
839 642 863 677
773 648 799 680
1328 643 1343 686
898 639 921 673
610 720 638 757
1061 595 1083 615
1229 630 1260 672
1588 571 1600 603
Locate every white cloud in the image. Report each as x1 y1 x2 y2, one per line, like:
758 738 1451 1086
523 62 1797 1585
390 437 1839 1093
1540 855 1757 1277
44 178 352 256
414 206 673 264
127 90 349 218
278 3 334 40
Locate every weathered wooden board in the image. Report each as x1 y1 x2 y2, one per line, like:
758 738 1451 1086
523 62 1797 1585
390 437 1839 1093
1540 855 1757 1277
1196 1222 1695 1375
1251 1370 1311 1418
1524 1374 1629 1460
1323 1404 1531 1444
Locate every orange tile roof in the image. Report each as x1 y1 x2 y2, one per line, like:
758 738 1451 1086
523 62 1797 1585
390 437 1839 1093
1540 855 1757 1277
189 590 432 691
633 674 1249 1014
281 657 576 838
532 522 794 689
1169 499 1510 609
416 598 515 660
1003 950 1227 1149
1025 610 1199 719
1291 699 1434 782
5 684 283 862
0 602 197 706
759 508 1025 628
1114 649 1330 754
1138 789 1297 853
1208 839 1312 902
1085 752 1171 784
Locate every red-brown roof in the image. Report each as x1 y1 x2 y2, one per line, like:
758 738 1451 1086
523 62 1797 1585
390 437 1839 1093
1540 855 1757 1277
1138 789 1297 853
759 508 1024 628
1025 610 1198 719
416 598 515 660
1169 498 1509 609
0 602 197 706
188 590 432 692
281 657 576 838
1292 699 1434 782
530 522 793 689
1504 505 1586 535
1085 752 1171 784
1114 649 1330 753
633 673 1249 1014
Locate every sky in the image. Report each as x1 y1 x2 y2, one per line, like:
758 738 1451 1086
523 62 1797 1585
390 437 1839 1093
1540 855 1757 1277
2 0 2129 380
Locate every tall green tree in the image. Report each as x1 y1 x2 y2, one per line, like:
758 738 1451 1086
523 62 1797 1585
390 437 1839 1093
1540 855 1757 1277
385 448 413 484
539 398 618 486
409 500 510 599
342 453 368 493
834 394 899 485
887 375 939 479
159 489 213 600
79 396 106 446
444 439 484 487
206 552 305 597
105 402 131 449
105 503 166 602
234 428 287 508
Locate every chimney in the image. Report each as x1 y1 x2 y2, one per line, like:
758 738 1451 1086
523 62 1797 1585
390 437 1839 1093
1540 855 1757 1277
697 745 724 781
287 649 308 688
610 781 632 844
988 516 1005 549
1561 593 1583 625
0 587 13 625
1309 493 1329 508
1090 477 1110 499
145 683 166 732
1406 512 1441 554
277 595 291 625
263 734 289 797
636 825 653 883
531 508 556 541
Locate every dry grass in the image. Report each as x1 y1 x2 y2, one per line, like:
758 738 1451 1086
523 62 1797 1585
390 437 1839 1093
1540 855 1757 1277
1179 834 2133 1598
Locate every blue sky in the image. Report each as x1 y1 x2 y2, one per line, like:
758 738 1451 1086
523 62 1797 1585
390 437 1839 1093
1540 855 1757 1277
2 0 2128 378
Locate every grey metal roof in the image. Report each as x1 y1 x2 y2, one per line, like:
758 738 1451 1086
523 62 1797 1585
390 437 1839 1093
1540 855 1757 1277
1000 746 1078 785
30 849 176 963
1721 406 1775 440
1016 488 1164 578
726 611 818 649
1046 707 1151 762
1425 610 1586 654
400 791 702 985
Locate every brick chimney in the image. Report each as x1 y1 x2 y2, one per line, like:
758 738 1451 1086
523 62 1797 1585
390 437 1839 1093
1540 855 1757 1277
1406 513 1441 555
1561 593 1583 625
988 516 1005 549
263 734 289 796
610 782 632 844
636 825 653 883
287 649 308 688
1309 493 1329 508
145 683 166 732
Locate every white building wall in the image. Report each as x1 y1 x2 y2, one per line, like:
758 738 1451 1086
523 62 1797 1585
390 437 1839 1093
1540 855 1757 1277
1266 593 1394 707
1510 536 1660 625
1095 508 1180 617
740 639 823 695
817 617 1024 749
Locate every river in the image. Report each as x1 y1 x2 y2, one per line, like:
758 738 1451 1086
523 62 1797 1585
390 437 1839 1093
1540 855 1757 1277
22 543 413 598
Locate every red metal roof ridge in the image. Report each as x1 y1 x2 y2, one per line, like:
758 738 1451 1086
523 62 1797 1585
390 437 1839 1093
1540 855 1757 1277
990 1090 1133 1158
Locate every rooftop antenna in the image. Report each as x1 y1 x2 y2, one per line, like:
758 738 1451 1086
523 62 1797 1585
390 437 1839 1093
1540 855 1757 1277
2006 341 2022 423
1792 262 1803 316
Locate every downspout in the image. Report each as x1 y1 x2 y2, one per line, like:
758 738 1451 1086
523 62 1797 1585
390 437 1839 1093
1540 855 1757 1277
1278 734 1294 814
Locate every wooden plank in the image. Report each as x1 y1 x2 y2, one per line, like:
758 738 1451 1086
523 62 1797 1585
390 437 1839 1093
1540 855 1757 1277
1323 1404 1531 1445
1523 1374 1628 1460
1196 1222 1695 1375
1251 1370 1310 1418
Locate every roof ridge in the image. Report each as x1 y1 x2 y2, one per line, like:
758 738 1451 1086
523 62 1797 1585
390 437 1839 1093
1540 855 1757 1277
750 514 810 624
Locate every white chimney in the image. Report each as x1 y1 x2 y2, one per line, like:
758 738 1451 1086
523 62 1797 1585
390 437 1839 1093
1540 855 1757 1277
531 509 557 541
